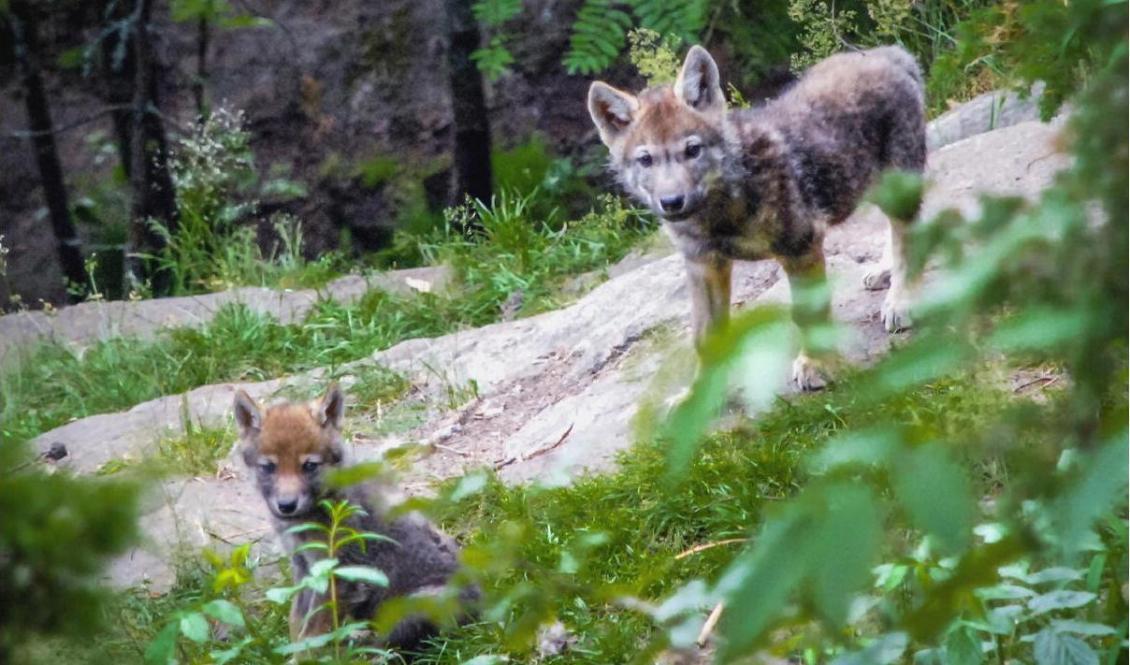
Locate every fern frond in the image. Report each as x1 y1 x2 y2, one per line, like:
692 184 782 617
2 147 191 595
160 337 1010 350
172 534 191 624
564 0 633 75
631 0 707 45
472 0 522 27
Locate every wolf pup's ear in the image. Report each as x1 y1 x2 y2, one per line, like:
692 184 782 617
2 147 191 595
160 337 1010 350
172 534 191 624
588 82 639 147
315 383 345 430
233 390 262 440
675 45 724 117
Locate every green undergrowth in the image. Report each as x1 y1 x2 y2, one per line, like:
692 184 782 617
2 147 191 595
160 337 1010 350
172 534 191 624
74 367 1119 664
0 193 653 448
412 369 1068 663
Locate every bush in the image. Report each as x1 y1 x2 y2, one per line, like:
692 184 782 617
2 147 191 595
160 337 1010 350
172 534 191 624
0 442 140 663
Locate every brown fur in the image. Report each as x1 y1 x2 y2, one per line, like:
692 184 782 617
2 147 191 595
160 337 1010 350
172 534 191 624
588 46 927 389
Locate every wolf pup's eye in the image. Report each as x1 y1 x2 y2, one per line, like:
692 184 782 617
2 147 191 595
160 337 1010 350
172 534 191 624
259 460 276 474
637 153 653 168
685 143 703 159
302 460 320 473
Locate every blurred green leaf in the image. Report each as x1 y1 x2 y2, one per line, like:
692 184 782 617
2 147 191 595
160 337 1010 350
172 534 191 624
989 307 1090 352
868 170 924 221
892 444 975 553
716 504 812 659
264 584 301 605
178 611 210 643
201 599 244 628
326 461 385 489
944 625 983 665
809 428 900 473
1022 567 1085 586
1050 432 1129 560
1048 620 1118 637
334 565 390 587
811 483 882 625
664 307 790 479
144 622 179 665
1028 590 1096 616
1033 627 1100 665
451 471 489 501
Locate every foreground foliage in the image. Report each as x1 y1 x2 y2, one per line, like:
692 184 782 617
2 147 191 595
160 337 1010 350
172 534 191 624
648 0 1129 661
0 441 140 663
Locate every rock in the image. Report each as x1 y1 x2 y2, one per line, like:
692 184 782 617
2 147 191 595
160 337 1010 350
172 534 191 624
927 83 1046 151
29 119 1069 590
0 266 450 363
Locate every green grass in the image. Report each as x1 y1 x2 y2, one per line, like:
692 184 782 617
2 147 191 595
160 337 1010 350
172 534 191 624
73 369 1055 664
0 194 653 448
157 423 236 477
409 370 1031 663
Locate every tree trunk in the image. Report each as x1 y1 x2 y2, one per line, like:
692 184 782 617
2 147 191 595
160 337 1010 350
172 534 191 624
8 1 87 300
444 0 493 222
100 1 135 179
126 0 179 296
192 15 209 120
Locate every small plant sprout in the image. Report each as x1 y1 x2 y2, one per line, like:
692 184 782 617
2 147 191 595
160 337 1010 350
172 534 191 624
266 499 395 660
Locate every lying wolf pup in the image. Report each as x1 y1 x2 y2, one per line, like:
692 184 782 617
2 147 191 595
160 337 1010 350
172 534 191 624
234 384 474 650
588 45 926 389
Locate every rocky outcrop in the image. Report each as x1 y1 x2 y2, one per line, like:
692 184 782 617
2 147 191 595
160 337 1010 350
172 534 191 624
0 266 449 363
25 117 1069 591
926 83 1046 151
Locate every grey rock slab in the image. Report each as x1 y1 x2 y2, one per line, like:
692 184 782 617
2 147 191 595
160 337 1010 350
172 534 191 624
0 266 450 363
105 477 279 592
38 377 303 475
927 84 1046 151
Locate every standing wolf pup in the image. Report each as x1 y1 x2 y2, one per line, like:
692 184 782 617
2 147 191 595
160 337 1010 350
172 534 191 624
233 384 473 650
588 45 926 389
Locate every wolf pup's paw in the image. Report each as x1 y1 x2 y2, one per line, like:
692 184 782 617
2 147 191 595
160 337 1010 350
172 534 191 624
792 353 828 392
862 266 892 291
881 290 913 332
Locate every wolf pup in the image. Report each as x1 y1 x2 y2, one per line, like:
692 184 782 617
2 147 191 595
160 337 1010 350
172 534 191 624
588 46 926 389
234 384 472 649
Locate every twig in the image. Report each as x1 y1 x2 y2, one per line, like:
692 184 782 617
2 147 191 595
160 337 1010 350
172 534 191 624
493 424 574 470
1013 375 1060 394
697 602 724 647
434 442 470 457
525 423 574 462
674 538 748 560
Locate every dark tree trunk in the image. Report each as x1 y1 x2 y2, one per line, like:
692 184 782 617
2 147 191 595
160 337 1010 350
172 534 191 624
8 1 87 300
126 0 179 296
100 1 135 179
192 16 209 120
444 0 493 220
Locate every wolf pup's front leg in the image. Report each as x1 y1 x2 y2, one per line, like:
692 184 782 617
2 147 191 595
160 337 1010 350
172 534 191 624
685 256 732 351
781 246 831 391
